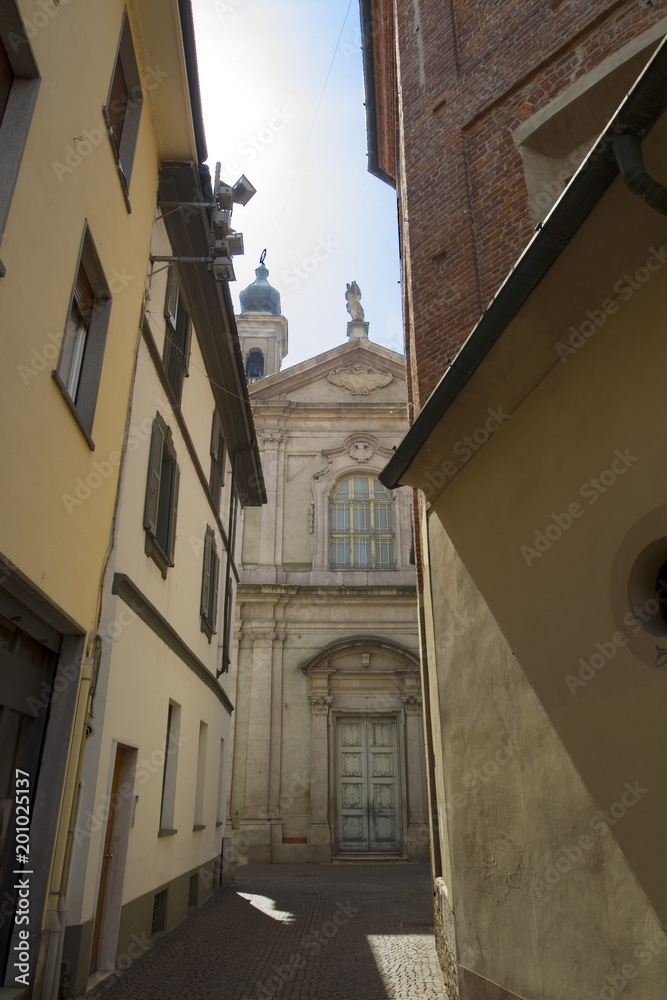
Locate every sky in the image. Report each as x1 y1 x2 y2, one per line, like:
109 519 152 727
191 0 404 368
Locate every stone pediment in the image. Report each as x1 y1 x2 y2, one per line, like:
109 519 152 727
247 338 405 401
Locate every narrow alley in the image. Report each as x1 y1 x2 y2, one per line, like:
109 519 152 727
85 864 443 1000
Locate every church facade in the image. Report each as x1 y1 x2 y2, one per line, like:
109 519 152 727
228 267 428 864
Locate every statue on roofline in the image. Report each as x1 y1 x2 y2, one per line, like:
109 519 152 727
345 281 365 321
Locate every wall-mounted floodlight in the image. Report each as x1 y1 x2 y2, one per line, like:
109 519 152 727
211 256 236 282
232 174 256 206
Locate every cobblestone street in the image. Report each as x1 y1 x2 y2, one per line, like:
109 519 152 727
87 864 444 1000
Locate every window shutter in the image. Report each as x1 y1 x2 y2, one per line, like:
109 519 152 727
74 261 95 327
143 417 164 533
210 548 219 631
200 529 212 617
210 411 222 460
182 315 192 377
167 462 180 565
164 268 179 329
0 37 14 128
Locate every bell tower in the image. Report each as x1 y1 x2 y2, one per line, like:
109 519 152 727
236 260 288 381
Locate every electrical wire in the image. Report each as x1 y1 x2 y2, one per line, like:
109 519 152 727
267 0 354 253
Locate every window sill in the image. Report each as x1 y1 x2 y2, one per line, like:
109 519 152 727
145 531 170 579
193 824 206 832
158 828 177 838
51 370 95 451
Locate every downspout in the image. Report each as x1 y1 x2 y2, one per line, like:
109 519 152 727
218 451 238 679
612 131 667 216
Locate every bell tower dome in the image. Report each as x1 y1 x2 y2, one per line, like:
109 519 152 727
237 260 288 380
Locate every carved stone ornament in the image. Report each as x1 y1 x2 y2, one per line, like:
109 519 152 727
313 459 334 480
308 695 333 714
259 431 286 446
308 501 315 534
349 441 374 463
401 693 423 714
326 363 393 395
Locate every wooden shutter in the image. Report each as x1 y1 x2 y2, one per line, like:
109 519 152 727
164 268 179 328
182 315 192 377
210 411 222 460
210 548 219 631
0 36 13 127
143 417 164 533
74 260 95 327
167 462 180 565
200 529 212 617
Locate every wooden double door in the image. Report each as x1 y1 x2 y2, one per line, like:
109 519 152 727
336 717 401 853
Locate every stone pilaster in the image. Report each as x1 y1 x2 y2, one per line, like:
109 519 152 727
307 694 333 862
402 693 430 860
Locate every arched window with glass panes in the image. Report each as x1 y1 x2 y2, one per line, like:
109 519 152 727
330 475 395 569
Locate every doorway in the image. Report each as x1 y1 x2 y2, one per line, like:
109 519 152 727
89 744 136 976
336 717 400 852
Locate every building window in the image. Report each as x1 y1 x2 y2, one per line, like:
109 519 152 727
246 350 264 380
200 526 220 641
193 722 207 830
163 269 191 404
159 701 180 833
53 226 112 445
209 410 226 508
330 476 395 569
104 11 142 205
144 413 180 577
0 8 40 274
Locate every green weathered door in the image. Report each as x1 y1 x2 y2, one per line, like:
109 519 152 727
337 717 400 852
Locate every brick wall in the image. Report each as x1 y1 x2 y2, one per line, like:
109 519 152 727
369 0 667 410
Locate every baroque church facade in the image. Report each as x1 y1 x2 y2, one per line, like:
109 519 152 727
228 265 428 863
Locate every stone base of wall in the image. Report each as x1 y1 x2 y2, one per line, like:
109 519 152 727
433 877 459 1000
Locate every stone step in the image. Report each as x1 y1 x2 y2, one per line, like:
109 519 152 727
331 852 409 864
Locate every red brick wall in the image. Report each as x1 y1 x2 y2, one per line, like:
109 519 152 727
370 0 667 410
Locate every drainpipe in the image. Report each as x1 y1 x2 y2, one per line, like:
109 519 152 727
612 131 667 216
218 452 238 678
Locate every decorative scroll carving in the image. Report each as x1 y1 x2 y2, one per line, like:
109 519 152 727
308 501 314 534
326 363 393 395
313 459 334 480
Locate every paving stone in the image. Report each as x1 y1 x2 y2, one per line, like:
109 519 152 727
85 863 445 1000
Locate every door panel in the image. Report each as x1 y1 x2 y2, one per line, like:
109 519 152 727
337 717 400 852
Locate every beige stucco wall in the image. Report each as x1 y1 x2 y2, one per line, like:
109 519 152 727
415 226 667 994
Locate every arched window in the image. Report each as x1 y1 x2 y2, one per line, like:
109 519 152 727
330 476 395 569
245 350 264 380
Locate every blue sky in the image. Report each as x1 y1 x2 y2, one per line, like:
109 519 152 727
191 0 403 367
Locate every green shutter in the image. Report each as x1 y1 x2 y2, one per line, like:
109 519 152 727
167 461 180 565
144 416 164 533
182 315 192 377
210 547 219 632
201 528 212 617
210 411 221 460
165 267 179 328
